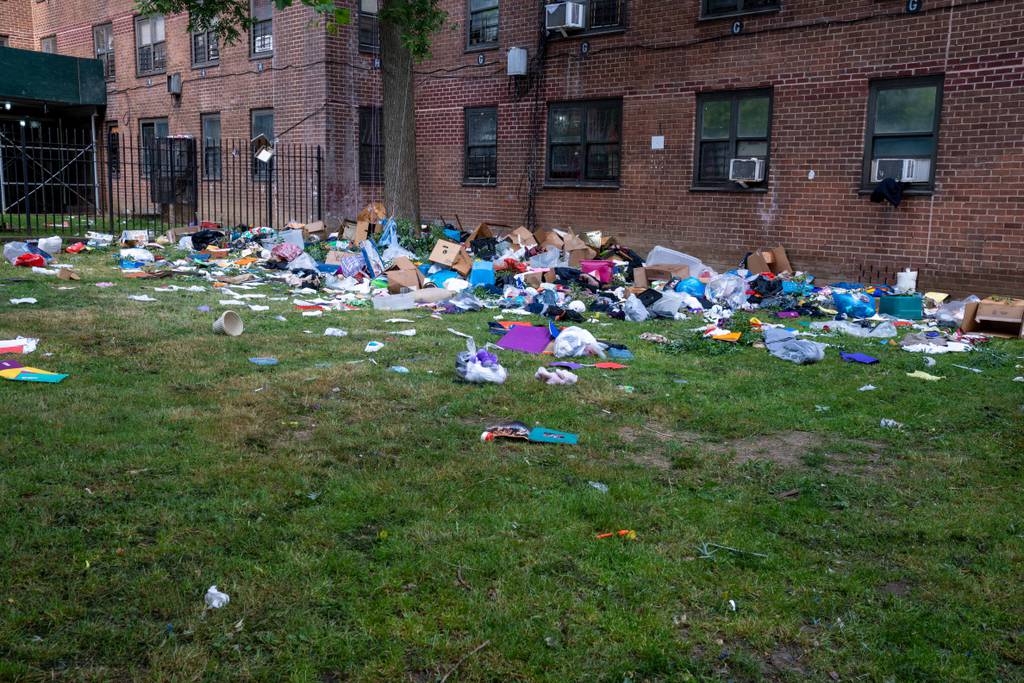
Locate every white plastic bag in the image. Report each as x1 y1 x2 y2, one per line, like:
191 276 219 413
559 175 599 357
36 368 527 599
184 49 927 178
38 236 63 256
287 252 318 271
623 294 650 322
645 246 716 279
3 242 30 265
705 274 748 309
456 338 507 384
553 326 607 358
204 585 230 609
119 248 155 263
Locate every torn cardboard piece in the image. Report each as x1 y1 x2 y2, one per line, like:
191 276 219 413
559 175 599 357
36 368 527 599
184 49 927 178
429 240 473 276
633 264 690 289
961 297 1024 338
386 256 428 293
746 246 792 275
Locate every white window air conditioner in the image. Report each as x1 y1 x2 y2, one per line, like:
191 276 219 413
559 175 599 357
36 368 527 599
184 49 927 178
729 158 766 183
872 158 930 183
545 2 586 33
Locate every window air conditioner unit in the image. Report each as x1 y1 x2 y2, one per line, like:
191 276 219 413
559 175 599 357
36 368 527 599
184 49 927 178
167 72 182 96
872 158 930 183
729 158 766 183
545 2 586 33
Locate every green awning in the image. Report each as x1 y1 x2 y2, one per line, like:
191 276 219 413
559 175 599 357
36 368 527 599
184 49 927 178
0 46 106 107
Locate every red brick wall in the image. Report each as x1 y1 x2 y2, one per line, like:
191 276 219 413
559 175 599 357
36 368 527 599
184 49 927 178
413 0 1024 295
0 0 34 49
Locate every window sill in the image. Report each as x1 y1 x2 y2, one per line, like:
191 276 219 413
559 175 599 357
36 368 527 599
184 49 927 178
192 62 219 70
464 43 499 53
250 52 273 61
358 45 380 54
698 7 781 22
547 26 627 41
463 180 497 187
690 185 768 193
858 187 934 197
136 70 167 79
543 181 620 190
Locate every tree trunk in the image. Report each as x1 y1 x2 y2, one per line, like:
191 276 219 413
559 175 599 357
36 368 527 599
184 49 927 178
379 15 421 225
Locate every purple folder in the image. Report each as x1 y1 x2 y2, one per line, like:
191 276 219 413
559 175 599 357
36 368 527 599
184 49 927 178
496 325 552 354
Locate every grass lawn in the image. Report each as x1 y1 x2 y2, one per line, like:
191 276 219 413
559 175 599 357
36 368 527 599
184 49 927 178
1 252 1022 681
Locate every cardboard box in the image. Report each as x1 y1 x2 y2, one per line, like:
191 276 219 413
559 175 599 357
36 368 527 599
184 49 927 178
561 233 596 268
466 222 494 243
961 297 1024 338
633 264 690 289
165 226 194 243
429 239 473 276
746 246 792 275
534 228 565 249
508 227 538 249
303 221 326 239
386 256 427 293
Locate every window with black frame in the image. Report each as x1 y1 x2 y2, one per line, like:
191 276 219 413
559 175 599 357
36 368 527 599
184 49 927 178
140 118 168 179
201 113 222 180
862 76 943 191
251 0 273 56
251 109 273 181
192 26 220 67
359 0 380 52
93 24 115 80
702 0 779 18
547 100 621 186
135 15 166 75
359 107 383 184
465 107 497 185
589 0 625 29
693 89 771 189
468 0 498 48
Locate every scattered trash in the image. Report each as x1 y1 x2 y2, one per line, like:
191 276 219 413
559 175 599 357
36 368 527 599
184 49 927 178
364 341 384 353
596 529 637 540
859 384 878 391
0 359 67 383
9 298 37 305
480 421 578 445
535 366 578 385
906 370 944 381
924 356 937 367
213 311 244 336
588 481 609 493
324 328 348 337
248 357 279 366
204 585 230 609
952 364 982 374
127 295 157 302
841 352 879 365
880 418 903 429
388 366 410 374
0 337 39 354
763 327 825 364
456 339 507 384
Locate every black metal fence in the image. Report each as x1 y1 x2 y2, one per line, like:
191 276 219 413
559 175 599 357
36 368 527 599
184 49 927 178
1 125 322 237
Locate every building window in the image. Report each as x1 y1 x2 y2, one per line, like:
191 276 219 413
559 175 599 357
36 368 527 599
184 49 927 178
251 108 274 180
359 0 379 52
465 107 497 185
359 106 383 184
107 122 121 179
863 76 943 191
702 0 780 19
251 0 273 56
201 113 222 180
93 24 115 80
547 99 621 186
467 0 498 48
135 15 166 75
589 0 625 29
40 35 57 53
693 89 771 189
192 27 220 67
139 118 169 179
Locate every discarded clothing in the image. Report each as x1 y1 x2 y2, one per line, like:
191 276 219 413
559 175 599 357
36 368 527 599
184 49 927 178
763 327 825 365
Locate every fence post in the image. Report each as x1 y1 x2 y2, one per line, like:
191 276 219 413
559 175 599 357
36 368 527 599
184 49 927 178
106 132 115 231
266 155 273 229
19 122 30 233
316 145 322 221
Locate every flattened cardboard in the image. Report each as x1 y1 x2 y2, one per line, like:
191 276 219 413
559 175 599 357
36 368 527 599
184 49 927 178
961 298 1024 338
466 223 494 243
633 264 689 288
429 240 473 276
747 246 792 275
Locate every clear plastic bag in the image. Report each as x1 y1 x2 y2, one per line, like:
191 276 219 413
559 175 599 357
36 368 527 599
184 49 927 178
705 274 748 309
623 294 650 322
553 326 607 358
935 295 980 326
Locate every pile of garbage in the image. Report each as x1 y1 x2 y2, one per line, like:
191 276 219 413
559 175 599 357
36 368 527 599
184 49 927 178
5 205 1022 370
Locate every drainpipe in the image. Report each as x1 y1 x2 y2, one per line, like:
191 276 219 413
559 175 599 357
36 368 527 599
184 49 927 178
90 110 101 214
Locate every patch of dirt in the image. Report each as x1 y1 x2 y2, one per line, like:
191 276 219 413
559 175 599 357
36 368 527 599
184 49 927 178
765 644 811 678
723 431 824 467
619 424 701 444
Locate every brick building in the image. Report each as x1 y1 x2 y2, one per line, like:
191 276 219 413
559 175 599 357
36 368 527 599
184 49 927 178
412 0 1024 293
2 0 1022 292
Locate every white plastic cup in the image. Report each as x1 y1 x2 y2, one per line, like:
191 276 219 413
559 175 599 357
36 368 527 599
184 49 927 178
212 310 244 336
